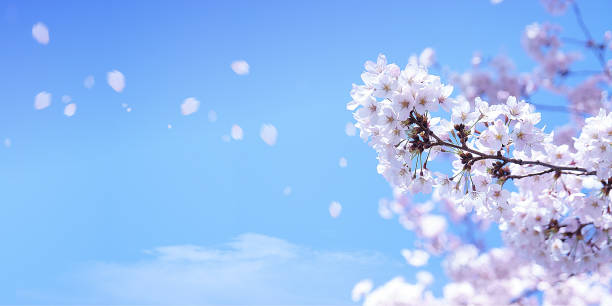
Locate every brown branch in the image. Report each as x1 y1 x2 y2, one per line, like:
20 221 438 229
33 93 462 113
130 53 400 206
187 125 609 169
410 114 597 178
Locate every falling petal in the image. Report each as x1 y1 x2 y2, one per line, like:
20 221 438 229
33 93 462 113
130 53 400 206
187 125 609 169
329 201 342 218
32 22 49 45
84 75 95 89
260 124 277 146
64 103 76 117
34 91 51 110
4 138 11 148
61 95 71 103
231 125 243 140
339 157 348 168
180 97 200 116
283 186 292 196
107 70 125 92
167 124 172 129
231 60 249 75
221 135 231 142
208 110 217 123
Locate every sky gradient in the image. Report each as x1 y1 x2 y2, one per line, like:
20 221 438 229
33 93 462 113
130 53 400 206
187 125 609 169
1 0 611 304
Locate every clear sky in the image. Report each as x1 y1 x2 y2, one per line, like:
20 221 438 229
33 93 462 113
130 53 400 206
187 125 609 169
0 0 611 304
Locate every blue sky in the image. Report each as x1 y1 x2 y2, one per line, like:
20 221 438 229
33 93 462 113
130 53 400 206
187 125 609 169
1 0 611 304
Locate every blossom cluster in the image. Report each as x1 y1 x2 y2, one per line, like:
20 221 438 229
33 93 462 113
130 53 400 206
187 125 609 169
348 52 612 275
358 244 612 305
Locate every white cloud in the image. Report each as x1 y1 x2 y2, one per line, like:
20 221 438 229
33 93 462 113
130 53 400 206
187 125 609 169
64 103 77 117
84 75 95 89
107 70 125 93
34 91 51 110
329 201 342 218
260 124 277 146
231 60 249 75
180 97 200 116
32 22 49 45
231 125 243 140
32 233 392 305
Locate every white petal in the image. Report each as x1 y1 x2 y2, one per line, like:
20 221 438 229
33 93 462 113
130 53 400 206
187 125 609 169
107 70 125 92
231 125 243 140
32 22 49 45
180 97 200 116
64 103 77 117
283 186 292 196
61 95 71 103
345 122 356 136
329 201 342 218
84 75 95 89
231 60 249 75
208 110 217 123
260 124 278 146
339 157 348 168
34 91 51 110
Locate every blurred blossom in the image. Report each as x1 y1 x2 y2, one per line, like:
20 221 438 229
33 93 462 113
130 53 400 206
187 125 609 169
231 60 249 75
418 47 436 68
418 215 447 238
260 124 278 146
221 135 231 142
416 271 434 286
107 70 125 92
32 22 49 44
180 97 200 116
351 279 373 302
231 125 243 140
377 198 394 219
61 95 71 103
34 91 51 110
401 249 430 267
4 138 11 148
540 0 573 15
345 122 356 136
